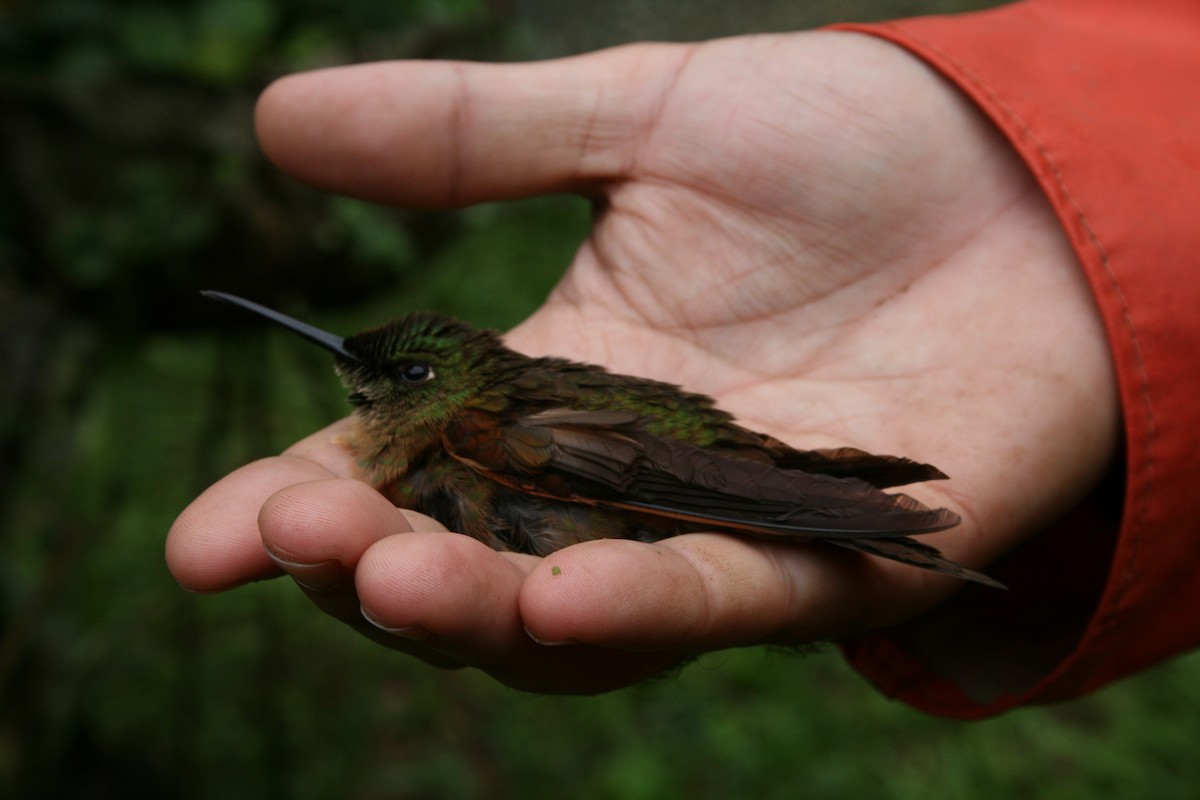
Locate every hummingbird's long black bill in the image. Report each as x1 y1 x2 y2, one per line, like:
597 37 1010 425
201 290 364 365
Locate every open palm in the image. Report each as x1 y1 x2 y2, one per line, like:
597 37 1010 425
167 32 1116 692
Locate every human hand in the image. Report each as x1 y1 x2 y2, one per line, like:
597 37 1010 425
166 32 1117 692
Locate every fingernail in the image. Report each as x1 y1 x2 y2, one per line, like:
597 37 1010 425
266 553 345 592
525 628 579 647
361 604 431 642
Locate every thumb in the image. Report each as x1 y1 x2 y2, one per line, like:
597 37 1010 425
253 44 691 207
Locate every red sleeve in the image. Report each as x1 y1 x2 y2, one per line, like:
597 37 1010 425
831 0 1200 718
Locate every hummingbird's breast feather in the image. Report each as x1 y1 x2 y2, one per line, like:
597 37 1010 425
345 410 446 486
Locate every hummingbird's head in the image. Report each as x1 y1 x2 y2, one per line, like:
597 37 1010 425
336 311 506 427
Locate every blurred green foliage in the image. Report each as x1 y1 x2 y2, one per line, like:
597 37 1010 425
1 0 499 339
3 0 1200 798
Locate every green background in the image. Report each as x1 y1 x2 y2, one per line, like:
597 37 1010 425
4 1 1197 797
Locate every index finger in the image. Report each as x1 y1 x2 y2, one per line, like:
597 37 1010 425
165 418 358 592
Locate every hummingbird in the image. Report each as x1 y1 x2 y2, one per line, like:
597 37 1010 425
203 291 1002 589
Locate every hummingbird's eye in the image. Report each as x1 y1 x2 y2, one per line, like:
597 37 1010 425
396 361 434 384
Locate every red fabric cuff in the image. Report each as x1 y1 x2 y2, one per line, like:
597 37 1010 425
831 0 1200 717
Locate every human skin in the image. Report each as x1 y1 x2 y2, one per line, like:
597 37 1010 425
165 32 1118 694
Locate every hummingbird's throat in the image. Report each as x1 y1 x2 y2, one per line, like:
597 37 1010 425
345 392 447 484
346 411 411 482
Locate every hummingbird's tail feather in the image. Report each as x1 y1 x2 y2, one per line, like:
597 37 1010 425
828 536 1006 589
767 445 949 488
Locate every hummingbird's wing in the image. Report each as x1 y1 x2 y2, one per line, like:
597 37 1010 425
443 407 1001 587
443 407 959 538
